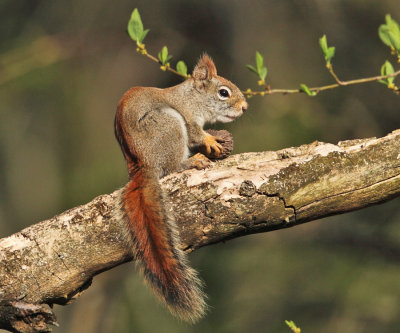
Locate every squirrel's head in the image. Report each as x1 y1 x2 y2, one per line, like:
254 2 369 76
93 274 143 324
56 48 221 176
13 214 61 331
192 54 248 124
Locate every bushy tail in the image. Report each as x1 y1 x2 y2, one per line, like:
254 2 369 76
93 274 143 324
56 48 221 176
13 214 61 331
122 165 207 322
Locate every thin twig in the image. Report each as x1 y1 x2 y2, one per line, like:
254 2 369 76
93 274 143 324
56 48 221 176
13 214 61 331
244 70 400 96
140 49 189 79
137 45 400 97
327 65 346 85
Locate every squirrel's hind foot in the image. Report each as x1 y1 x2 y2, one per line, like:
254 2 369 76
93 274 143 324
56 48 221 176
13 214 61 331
185 153 212 170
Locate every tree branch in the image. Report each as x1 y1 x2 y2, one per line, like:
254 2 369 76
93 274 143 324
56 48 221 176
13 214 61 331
1 129 399 332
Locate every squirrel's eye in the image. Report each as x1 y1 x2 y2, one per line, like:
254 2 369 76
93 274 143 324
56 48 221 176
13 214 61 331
218 86 231 100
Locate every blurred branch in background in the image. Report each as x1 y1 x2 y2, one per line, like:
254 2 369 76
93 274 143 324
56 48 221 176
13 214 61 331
0 129 399 332
0 35 74 86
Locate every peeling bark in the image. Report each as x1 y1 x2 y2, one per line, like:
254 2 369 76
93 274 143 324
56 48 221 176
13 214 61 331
0 129 399 332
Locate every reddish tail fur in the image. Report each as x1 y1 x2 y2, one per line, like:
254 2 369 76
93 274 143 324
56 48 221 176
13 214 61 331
122 165 206 322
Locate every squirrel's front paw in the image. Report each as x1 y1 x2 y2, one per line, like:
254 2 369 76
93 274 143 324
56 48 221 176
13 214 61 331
188 153 212 170
203 134 224 157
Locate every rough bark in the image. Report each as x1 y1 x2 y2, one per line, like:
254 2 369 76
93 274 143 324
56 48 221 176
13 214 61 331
0 129 399 332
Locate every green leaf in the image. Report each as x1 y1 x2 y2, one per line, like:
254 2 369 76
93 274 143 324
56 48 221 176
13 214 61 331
300 83 317 96
127 8 146 43
259 67 267 81
162 46 168 62
379 15 400 52
385 14 393 25
139 29 150 44
379 60 395 85
256 51 264 71
319 35 335 63
386 14 400 32
176 61 188 76
326 46 336 61
319 35 328 53
246 64 258 75
285 320 301 333
158 46 172 65
388 30 400 52
385 60 395 75
379 26 392 47
247 52 268 81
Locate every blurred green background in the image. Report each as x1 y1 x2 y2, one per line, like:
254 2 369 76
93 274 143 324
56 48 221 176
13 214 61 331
1 1 400 332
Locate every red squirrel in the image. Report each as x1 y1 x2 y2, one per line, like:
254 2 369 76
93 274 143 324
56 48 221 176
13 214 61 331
114 54 247 322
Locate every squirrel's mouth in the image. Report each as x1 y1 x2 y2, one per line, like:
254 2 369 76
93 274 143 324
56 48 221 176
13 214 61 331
227 111 243 120
217 113 242 123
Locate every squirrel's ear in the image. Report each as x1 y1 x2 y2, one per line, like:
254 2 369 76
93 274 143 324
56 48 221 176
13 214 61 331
192 54 217 81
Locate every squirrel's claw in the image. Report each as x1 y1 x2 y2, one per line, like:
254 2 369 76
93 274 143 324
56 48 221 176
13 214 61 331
204 134 224 157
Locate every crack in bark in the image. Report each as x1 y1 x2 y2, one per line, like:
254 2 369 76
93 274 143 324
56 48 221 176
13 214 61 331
18 232 67 295
53 250 70 273
261 191 297 223
297 173 400 212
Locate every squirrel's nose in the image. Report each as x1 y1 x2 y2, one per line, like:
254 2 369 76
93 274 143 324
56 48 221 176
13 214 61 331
241 102 248 112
